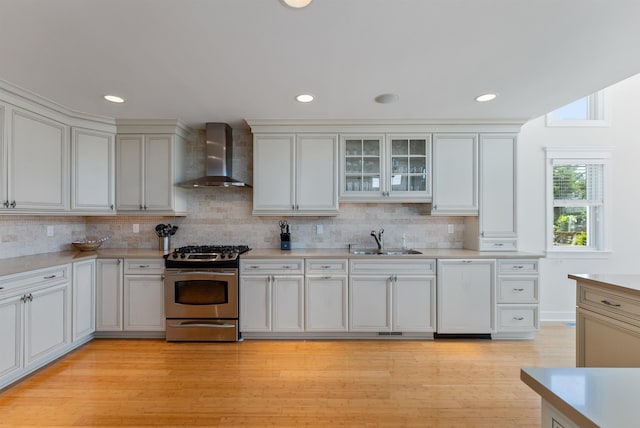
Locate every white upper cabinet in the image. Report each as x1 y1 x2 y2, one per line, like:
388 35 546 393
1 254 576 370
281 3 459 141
2 107 69 212
431 133 478 216
340 134 431 202
71 127 115 213
479 134 518 250
253 133 338 216
115 122 188 215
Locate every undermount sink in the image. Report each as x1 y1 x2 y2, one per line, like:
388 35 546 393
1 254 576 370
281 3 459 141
351 248 422 255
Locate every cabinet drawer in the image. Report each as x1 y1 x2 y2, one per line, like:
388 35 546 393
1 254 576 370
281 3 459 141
497 277 538 303
349 259 436 275
498 259 539 274
578 284 640 322
0 264 70 296
479 239 518 252
305 259 348 275
241 259 304 275
497 305 539 331
124 259 164 275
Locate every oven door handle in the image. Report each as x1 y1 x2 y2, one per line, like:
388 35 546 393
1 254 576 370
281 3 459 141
166 271 237 276
169 321 235 328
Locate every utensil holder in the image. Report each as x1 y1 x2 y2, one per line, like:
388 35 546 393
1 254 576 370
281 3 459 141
159 236 171 253
280 233 291 251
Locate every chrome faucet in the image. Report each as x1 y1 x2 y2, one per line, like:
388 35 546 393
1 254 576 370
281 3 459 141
371 228 384 250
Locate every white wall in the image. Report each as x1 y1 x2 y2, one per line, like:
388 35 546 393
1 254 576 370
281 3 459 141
518 73 640 321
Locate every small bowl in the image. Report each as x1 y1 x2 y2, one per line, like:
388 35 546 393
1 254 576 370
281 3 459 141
72 241 104 252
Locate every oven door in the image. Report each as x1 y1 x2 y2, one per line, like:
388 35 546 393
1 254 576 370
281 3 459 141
164 269 238 319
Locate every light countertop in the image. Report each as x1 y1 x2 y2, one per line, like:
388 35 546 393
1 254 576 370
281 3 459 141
0 248 543 278
0 249 166 277
521 367 640 428
568 273 640 297
244 248 543 259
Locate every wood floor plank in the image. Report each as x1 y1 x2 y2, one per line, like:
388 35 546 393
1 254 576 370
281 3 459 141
0 322 575 427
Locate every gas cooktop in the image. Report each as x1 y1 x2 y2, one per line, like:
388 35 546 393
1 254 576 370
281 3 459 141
165 245 251 266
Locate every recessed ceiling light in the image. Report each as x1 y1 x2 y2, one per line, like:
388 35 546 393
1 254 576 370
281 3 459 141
375 93 400 104
104 95 125 103
281 0 313 8
296 94 314 103
475 93 498 102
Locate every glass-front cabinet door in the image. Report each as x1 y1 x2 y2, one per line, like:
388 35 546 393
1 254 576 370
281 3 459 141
341 135 384 198
340 134 431 201
388 135 431 199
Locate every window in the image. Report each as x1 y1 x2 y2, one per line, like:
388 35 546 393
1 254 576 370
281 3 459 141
546 91 609 127
545 148 611 257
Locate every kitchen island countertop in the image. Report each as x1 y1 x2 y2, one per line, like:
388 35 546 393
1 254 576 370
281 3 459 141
521 367 640 428
568 273 640 298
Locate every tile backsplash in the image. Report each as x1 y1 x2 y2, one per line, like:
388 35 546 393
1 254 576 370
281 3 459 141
0 130 463 259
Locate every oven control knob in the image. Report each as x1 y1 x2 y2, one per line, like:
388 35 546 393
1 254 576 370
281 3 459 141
172 252 178 259
180 253 186 259
220 252 226 259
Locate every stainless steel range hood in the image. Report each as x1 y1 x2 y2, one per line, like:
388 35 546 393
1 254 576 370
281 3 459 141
178 123 251 188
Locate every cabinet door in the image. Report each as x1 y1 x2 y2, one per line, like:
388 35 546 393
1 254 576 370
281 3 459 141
96 259 123 331
432 134 478 215
116 135 144 210
437 260 494 334
0 295 23 381
296 134 339 214
0 104 6 207
253 134 295 214
340 135 385 200
479 134 516 238
240 276 271 332
272 275 304 331
72 260 96 341
144 135 174 211
24 282 71 367
393 276 436 332
10 108 69 210
123 275 165 331
577 308 640 367
349 275 391 331
305 276 348 332
71 128 115 212
387 134 432 201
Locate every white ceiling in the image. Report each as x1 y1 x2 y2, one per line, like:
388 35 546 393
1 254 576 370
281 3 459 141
1 0 640 130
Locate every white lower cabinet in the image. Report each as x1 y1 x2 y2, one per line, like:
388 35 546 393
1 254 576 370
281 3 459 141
240 275 305 332
72 259 96 342
349 259 436 333
305 259 348 332
240 259 305 333
96 259 123 331
0 264 72 389
96 258 165 335
494 259 539 339
437 259 494 334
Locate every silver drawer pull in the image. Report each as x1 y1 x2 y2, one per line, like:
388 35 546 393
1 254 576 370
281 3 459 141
513 265 524 269
169 322 234 329
282 265 292 269
494 243 504 246
322 276 331 280
601 300 621 307
248 265 259 269
513 316 525 321
138 265 150 268
321 265 332 269
512 288 525 292
44 275 57 279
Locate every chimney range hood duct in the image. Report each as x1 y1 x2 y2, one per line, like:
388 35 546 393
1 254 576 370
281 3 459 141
178 123 251 188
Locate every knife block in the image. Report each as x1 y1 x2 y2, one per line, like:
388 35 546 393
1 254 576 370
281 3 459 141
280 233 291 250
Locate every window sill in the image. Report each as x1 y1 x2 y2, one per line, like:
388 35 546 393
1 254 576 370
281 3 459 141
545 249 612 260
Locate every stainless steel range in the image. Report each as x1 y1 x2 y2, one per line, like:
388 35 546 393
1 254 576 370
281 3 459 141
164 245 250 342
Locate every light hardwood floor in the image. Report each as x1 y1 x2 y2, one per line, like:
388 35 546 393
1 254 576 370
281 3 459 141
0 323 575 427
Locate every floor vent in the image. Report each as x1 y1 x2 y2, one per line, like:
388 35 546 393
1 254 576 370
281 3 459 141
377 332 403 336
